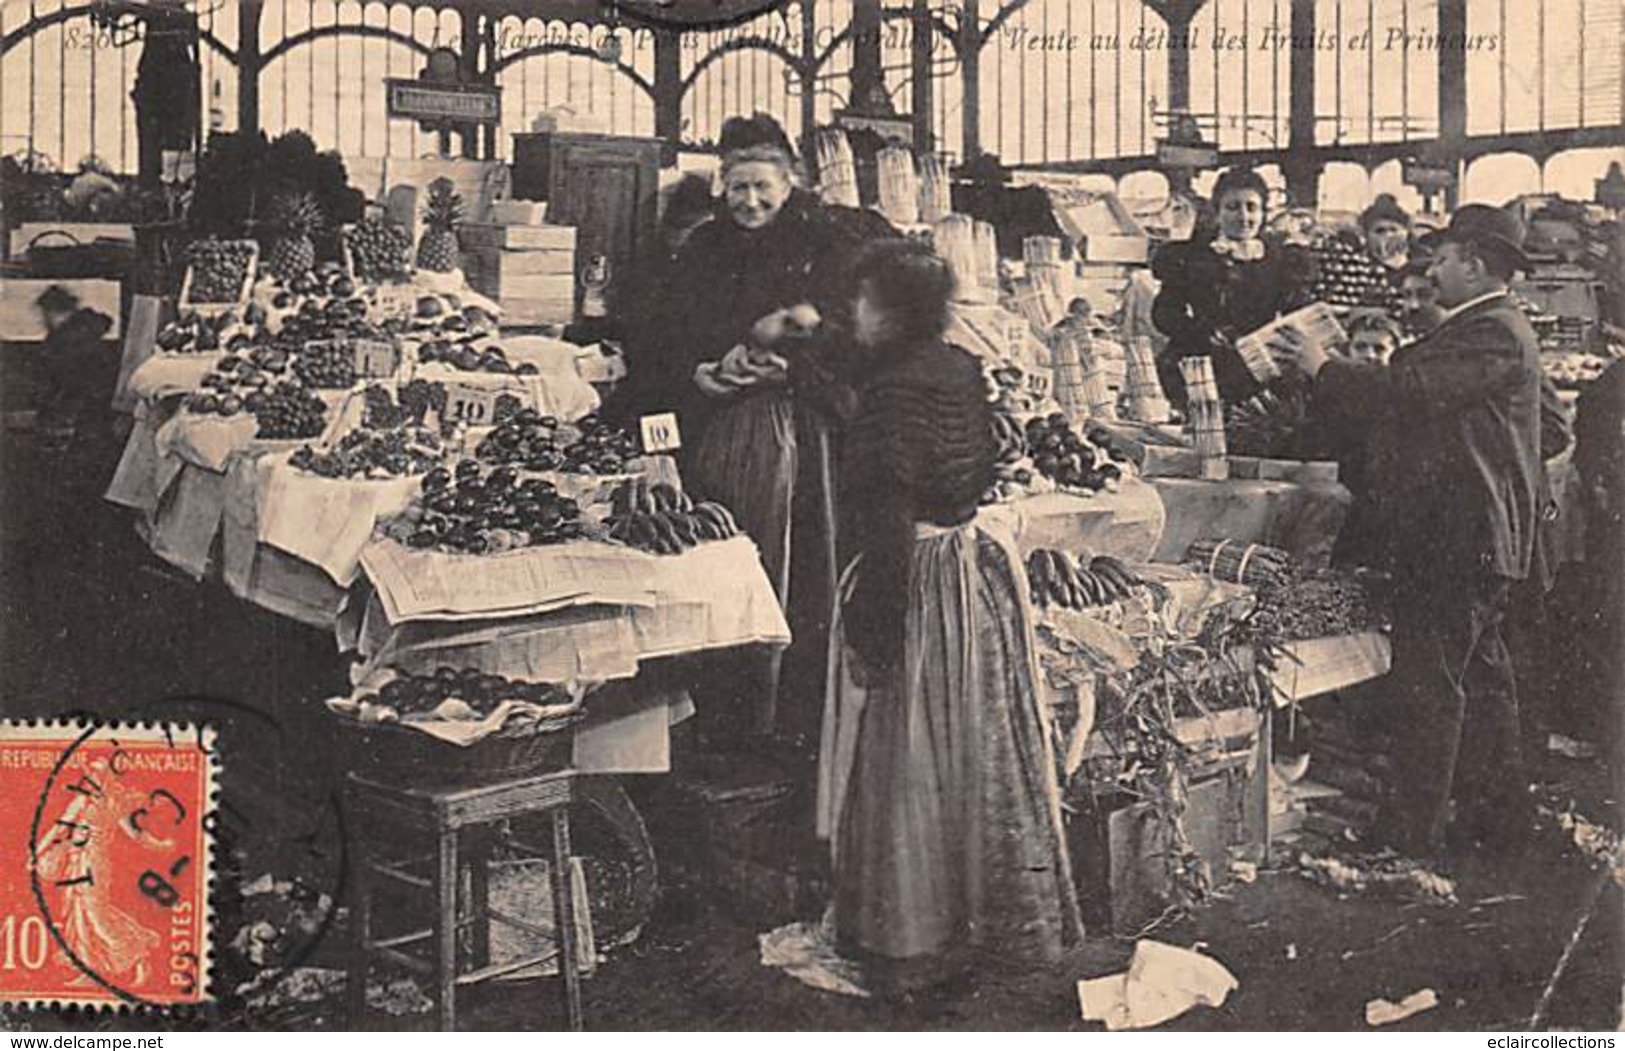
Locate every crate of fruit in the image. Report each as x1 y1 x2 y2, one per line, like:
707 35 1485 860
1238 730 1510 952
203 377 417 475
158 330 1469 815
179 238 259 317
326 667 585 780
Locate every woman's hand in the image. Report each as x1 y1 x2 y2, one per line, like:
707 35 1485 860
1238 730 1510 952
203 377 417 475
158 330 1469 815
718 343 790 388
694 360 741 399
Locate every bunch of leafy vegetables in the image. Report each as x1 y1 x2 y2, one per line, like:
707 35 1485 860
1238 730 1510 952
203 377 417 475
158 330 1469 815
1061 596 1288 916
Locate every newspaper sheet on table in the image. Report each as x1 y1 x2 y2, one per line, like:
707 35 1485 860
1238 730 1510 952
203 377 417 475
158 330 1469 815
345 535 791 682
359 537 668 623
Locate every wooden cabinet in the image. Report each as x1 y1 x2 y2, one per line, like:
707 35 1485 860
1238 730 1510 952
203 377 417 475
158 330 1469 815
510 133 661 310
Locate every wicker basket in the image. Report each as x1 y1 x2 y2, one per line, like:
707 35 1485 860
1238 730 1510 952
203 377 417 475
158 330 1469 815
337 712 581 783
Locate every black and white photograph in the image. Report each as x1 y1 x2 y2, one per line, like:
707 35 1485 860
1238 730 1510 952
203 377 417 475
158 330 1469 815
0 0 1621 1033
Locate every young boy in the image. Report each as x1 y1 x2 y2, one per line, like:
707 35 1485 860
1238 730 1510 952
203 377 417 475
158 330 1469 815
1344 310 1403 366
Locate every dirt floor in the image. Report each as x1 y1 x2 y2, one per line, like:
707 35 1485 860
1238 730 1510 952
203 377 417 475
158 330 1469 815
2 420 1621 1032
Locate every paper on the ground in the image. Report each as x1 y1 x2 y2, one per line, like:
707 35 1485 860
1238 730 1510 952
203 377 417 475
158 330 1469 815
1078 939 1239 1030
759 919 870 999
1365 988 1438 1026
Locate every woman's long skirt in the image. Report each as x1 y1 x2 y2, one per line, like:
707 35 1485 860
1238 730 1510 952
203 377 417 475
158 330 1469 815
690 389 840 740
817 521 1083 966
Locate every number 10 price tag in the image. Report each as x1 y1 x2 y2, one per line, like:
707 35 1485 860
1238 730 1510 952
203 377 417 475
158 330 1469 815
639 412 682 454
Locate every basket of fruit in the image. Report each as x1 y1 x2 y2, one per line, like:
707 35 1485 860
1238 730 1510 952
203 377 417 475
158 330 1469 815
179 238 259 316
327 667 585 781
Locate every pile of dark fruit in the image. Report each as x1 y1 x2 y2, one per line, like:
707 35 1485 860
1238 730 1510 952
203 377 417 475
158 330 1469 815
274 262 356 300
344 217 413 282
184 353 280 416
187 238 257 303
273 296 389 349
156 310 256 354
289 425 443 479
474 412 638 474
400 460 585 553
293 340 357 389
1025 413 1123 492
252 382 329 439
559 415 641 475
360 382 446 429
358 667 573 719
417 340 541 376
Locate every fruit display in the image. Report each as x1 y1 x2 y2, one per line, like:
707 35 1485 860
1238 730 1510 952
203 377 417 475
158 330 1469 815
265 192 324 284
272 293 388 349
288 424 443 479
475 412 640 475
181 352 282 417
606 478 740 555
185 238 257 304
1027 549 1147 610
293 340 357 389
1024 413 1123 492
252 382 330 440
391 460 585 553
415 177 465 274
360 381 445 429
1311 235 1397 313
352 667 575 723
416 340 540 376
156 309 258 354
345 216 413 282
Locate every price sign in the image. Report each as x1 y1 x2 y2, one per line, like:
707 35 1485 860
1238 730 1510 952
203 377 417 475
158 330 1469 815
353 339 402 379
639 412 682 454
373 283 420 319
444 382 501 425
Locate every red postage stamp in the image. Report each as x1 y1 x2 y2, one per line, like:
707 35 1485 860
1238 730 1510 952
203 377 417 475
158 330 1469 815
0 721 216 1010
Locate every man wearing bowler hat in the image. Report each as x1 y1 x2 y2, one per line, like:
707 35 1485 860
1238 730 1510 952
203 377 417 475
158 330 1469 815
1271 204 1543 862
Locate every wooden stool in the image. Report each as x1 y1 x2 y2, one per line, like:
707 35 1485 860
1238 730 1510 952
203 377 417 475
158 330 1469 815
345 768 584 1031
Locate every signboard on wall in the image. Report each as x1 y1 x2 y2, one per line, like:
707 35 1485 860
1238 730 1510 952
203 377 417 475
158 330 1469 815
1402 159 1457 191
386 80 501 126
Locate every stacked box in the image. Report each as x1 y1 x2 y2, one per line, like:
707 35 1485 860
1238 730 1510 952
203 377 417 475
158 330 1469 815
459 222 577 327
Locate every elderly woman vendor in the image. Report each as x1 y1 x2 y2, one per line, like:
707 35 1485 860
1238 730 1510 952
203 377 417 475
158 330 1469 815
662 113 893 740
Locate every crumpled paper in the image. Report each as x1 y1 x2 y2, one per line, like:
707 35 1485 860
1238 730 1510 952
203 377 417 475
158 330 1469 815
1077 939 1239 1030
759 914 870 999
1365 988 1438 1026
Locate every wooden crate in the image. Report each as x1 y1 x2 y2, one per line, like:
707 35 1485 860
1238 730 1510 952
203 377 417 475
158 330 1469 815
460 223 576 252
501 296 576 327
1069 708 1269 933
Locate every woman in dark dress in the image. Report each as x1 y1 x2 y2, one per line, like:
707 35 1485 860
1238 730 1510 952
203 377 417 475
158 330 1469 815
817 241 1083 991
663 113 893 740
1151 167 1318 405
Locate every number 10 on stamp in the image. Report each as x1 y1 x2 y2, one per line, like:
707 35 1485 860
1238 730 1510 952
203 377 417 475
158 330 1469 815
1 721 215 1009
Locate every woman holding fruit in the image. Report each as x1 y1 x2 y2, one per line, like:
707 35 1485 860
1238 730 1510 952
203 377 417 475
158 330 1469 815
1150 166 1318 405
818 240 1083 993
663 113 893 741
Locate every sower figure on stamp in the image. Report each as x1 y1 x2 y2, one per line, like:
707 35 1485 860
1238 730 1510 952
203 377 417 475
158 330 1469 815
35 756 174 986
1270 204 1544 862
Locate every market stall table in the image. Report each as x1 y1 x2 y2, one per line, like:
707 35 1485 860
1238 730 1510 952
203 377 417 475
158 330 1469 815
1150 475 1352 567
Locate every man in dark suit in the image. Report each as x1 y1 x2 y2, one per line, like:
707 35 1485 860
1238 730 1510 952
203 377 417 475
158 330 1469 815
1272 205 1543 861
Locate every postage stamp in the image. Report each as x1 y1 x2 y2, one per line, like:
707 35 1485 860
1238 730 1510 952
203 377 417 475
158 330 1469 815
0 721 216 1011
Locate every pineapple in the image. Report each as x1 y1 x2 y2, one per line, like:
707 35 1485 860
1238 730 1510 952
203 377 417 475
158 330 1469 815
266 193 322 284
415 177 464 274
